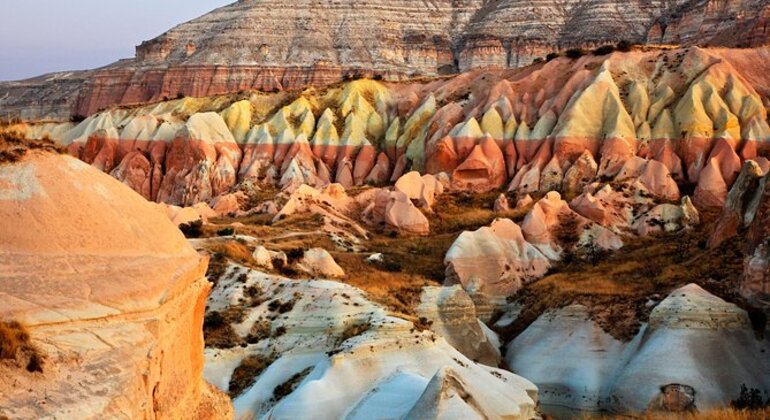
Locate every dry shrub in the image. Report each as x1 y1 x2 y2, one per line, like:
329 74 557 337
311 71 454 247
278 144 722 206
0 320 44 373
203 307 246 349
634 407 770 420
0 131 62 164
272 367 312 401
229 355 274 397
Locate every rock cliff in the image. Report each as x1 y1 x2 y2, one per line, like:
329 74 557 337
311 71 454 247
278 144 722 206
2 0 769 121
0 151 232 419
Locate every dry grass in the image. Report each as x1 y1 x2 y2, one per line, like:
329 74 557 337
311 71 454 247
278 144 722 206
0 131 62 164
0 320 44 373
229 355 274 397
203 306 247 349
587 407 770 420
428 191 530 234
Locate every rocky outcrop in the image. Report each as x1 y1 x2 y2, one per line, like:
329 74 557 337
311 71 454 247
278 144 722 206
506 284 770 414
444 218 551 300
646 0 770 48
203 264 538 419
417 286 501 366
0 152 231 418
3 1 769 121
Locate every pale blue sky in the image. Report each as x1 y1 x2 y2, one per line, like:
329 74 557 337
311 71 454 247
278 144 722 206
0 0 233 81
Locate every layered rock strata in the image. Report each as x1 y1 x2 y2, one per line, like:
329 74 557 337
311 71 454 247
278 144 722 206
10 47 770 218
2 1 769 120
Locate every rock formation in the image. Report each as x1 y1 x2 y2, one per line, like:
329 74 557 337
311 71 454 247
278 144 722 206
506 284 770 414
0 151 231 418
203 263 538 419
4 47 768 220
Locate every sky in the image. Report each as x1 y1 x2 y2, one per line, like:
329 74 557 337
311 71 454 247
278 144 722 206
0 0 233 81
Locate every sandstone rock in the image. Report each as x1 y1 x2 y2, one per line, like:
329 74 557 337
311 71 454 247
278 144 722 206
693 158 729 208
296 248 346 278
632 197 700 236
210 191 246 216
452 136 507 193
494 194 510 212
709 160 765 248
0 152 231 419
394 171 443 210
384 191 431 236
275 184 368 250
521 192 623 259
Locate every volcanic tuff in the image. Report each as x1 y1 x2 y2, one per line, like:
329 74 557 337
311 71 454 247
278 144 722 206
2 0 770 121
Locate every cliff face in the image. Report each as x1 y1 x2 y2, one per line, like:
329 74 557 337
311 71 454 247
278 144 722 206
2 0 769 121
647 0 770 48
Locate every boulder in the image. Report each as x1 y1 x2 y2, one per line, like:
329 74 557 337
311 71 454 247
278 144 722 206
417 286 501 366
493 194 510 212
632 197 700 236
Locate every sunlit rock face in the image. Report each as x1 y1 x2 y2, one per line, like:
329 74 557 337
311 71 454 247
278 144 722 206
506 284 770 414
0 152 231 419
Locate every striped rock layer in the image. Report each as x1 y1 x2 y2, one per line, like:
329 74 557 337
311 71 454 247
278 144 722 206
8 47 770 211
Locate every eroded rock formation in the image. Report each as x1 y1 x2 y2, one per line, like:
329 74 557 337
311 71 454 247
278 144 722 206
0 151 231 418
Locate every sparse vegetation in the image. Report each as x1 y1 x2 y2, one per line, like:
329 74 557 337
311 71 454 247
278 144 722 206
228 355 274 397
203 307 246 349
216 227 236 236
179 220 204 238
0 131 62 164
0 320 44 373
272 368 313 401
731 385 769 410
565 48 587 59
498 220 750 343
592 44 616 56
338 321 371 345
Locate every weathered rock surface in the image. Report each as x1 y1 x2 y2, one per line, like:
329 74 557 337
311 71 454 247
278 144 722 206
0 152 231 419
506 284 770 414
416 286 501 366
444 218 551 300
203 264 538 419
